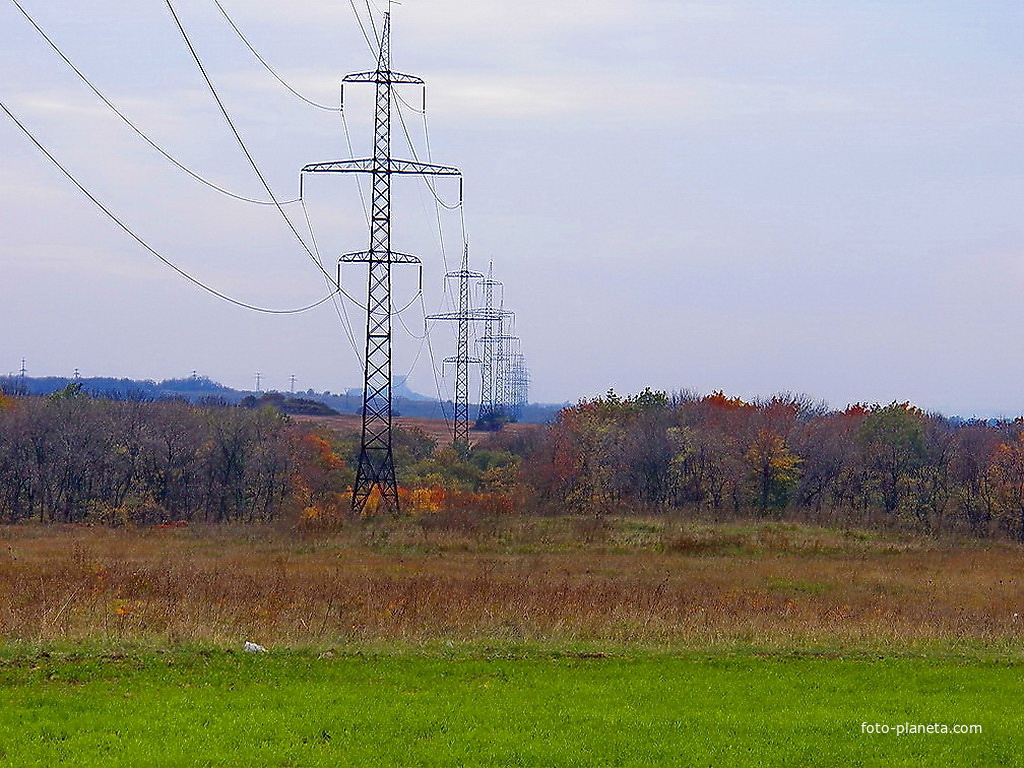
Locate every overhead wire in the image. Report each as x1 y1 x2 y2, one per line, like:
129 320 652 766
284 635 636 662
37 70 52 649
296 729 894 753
394 79 475 417
363 0 380 45
211 0 372 234
419 292 452 428
7 0 457 406
394 95 462 321
213 0 341 113
394 88 424 114
416 99 475 365
339 93 371 227
358 3 493 425
298 182 363 361
392 97 456 410
0 100 336 315
395 96 462 211
208 0 382 365
348 0 379 57
8 0 299 207
164 0 336 287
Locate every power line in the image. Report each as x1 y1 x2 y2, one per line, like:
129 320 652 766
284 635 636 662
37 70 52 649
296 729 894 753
363 0 381 46
391 92 473 419
299 190 363 361
393 96 460 313
8 0 300 207
395 96 462 211
213 0 342 113
1 100 336 315
394 88 424 114
420 291 453 431
347 0 379 57
164 0 335 286
339 93 371 226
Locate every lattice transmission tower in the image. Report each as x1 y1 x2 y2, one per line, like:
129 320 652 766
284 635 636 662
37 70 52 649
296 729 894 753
302 13 460 514
508 353 530 421
480 321 520 425
426 243 485 450
475 264 513 429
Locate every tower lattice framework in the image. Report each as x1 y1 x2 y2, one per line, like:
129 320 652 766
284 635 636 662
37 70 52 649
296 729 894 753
475 264 509 427
302 13 459 513
426 243 486 449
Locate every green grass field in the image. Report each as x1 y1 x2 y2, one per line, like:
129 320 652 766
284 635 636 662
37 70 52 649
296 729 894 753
1 646 1020 767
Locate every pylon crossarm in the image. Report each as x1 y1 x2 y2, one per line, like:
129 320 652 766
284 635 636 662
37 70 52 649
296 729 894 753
427 312 490 321
302 159 460 176
338 253 423 296
343 70 424 85
445 269 484 280
339 250 420 263
426 308 510 321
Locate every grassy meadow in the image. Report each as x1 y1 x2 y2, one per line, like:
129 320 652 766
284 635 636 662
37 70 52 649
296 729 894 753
2 516 1023 765
2 648 1020 767
2 517 1023 646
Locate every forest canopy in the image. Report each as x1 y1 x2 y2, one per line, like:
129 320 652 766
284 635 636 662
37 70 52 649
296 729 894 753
1 387 1024 540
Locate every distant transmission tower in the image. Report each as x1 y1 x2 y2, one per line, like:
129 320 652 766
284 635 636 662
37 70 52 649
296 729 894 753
302 12 460 514
16 358 27 396
480 322 520 425
426 243 486 449
475 265 504 428
509 353 530 421
497 332 521 420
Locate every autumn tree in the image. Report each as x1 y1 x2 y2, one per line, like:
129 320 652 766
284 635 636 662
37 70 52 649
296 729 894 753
857 402 928 515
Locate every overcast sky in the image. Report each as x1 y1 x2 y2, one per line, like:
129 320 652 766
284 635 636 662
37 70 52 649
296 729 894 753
2 0 1023 416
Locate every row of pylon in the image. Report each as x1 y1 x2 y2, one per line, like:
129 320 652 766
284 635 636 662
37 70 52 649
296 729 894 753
428 252 529 450
303 12 527 513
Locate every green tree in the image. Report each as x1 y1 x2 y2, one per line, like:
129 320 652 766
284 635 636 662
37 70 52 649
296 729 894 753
858 402 927 514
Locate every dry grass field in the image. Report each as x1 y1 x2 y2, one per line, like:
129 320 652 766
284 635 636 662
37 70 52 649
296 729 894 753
2 516 1023 650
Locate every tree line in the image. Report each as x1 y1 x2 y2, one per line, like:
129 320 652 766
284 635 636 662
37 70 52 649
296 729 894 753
0 386 516 525
518 389 1024 539
6 383 1024 540
0 386 349 525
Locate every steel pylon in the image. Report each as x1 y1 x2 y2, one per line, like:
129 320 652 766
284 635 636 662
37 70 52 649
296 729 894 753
302 13 460 514
426 243 490 450
479 325 519 424
476 264 502 427
508 352 530 420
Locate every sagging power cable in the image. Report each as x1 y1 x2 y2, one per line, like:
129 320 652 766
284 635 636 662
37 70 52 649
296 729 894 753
164 0 335 287
213 0 342 113
1 100 336 315
348 0 379 57
8 0 300 207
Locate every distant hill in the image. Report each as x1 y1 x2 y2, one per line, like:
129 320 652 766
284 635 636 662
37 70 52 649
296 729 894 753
240 392 339 417
0 374 564 424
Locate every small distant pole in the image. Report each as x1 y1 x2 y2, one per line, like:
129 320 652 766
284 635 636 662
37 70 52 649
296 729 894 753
255 372 262 393
290 374 297 394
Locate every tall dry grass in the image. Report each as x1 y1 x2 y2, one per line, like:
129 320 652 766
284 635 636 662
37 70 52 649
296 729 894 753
1 517 1023 647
